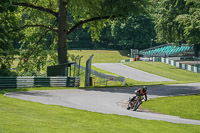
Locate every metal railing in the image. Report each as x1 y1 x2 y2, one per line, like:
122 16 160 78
79 65 126 83
0 76 80 89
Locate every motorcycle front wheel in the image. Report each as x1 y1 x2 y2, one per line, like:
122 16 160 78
132 96 141 111
132 101 140 111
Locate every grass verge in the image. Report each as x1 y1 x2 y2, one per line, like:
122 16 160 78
90 60 200 86
68 50 129 67
125 62 200 83
0 87 200 133
142 94 200 120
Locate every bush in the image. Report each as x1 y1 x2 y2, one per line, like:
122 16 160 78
0 64 17 76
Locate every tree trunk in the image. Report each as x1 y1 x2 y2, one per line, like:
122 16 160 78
58 0 67 64
193 44 200 57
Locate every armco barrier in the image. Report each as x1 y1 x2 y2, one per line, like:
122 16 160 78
0 76 80 89
161 57 200 73
120 57 200 73
120 58 135 63
0 77 17 88
79 65 126 83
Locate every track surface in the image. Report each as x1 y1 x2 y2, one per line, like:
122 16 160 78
6 83 200 125
5 63 200 125
92 63 175 82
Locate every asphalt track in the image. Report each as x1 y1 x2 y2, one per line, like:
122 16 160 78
92 63 175 82
5 63 200 125
6 84 200 125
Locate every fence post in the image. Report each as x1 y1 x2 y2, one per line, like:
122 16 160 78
85 54 94 87
78 56 83 77
74 55 79 77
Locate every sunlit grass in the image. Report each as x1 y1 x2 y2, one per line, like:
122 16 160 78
125 61 200 83
0 87 200 133
69 50 129 66
142 94 200 120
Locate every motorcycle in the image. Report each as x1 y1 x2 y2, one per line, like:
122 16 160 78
127 95 143 111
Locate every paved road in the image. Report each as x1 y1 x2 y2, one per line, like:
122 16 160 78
92 63 175 82
6 83 200 125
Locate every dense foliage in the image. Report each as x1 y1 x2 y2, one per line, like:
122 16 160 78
2 0 200 76
154 0 200 56
0 0 20 76
111 15 156 50
9 0 149 64
0 0 150 75
68 15 157 50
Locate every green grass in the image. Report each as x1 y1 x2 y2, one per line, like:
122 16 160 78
0 87 78 94
69 50 130 87
142 94 200 120
69 50 129 66
125 78 184 86
12 50 129 68
14 50 198 86
69 51 198 86
125 62 200 83
5 51 200 132
12 50 129 87
0 88 200 133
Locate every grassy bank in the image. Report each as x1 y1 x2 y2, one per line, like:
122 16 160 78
125 62 200 83
0 88 200 133
142 94 200 120
69 50 129 66
91 60 200 87
13 50 199 86
4 51 200 132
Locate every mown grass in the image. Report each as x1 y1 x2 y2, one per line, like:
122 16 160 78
68 50 132 87
70 51 198 86
12 50 129 87
13 50 198 86
142 94 200 120
68 52 200 86
0 88 200 133
125 61 200 83
0 87 78 94
69 50 129 66
12 50 129 68
3 55 200 133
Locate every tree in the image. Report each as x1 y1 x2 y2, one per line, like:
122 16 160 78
110 15 157 50
175 0 200 57
9 0 149 66
155 0 200 57
0 0 19 76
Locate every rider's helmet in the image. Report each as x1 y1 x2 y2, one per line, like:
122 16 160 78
142 86 147 92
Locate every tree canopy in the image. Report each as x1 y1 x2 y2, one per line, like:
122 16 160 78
0 0 151 75
154 0 200 56
7 0 200 75
111 15 156 50
8 0 149 65
0 0 19 75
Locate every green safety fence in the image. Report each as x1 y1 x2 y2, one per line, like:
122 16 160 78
0 77 80 89
161 57 200 73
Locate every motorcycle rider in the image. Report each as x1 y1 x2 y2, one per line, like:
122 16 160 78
127 86 147 110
